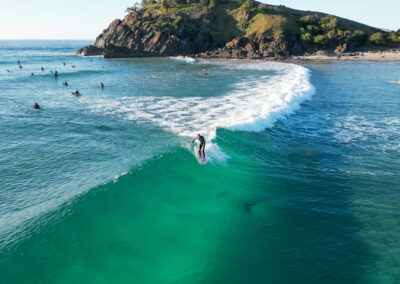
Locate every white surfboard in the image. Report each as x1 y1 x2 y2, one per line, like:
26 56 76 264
194 145 207 165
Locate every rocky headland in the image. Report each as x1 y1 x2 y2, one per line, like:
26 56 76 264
78 0 400 59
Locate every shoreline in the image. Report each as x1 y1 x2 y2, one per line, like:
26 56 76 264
188 50 400 62
289 50 400 62
77 47 400 62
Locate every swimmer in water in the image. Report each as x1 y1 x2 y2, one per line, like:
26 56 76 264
33 102 40 110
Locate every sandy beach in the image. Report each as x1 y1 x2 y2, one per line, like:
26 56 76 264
291 50 400 61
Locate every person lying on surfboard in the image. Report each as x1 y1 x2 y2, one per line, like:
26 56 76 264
191 134 206 158
33 102 40 110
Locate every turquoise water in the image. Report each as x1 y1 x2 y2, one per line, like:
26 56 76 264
0 40 399 283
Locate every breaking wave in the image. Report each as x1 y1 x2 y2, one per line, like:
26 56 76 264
84 60 315 159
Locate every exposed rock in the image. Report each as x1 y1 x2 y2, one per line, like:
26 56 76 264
77 45 102 56
334 43 348 54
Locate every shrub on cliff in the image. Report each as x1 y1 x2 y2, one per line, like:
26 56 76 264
300 33 312 42
299 15 319 25
369 32 386 45
306 25 320 35
387 32 399 43
141 0 156 7
351 30 367 44
314 34 328 45
320 15 338 30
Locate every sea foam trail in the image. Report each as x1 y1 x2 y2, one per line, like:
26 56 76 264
84 60 315 160
169 56 198 63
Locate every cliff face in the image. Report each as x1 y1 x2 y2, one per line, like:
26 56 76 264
78 1 400 59
92 17 181 58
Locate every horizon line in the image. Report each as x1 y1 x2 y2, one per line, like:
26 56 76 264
0 39 94 41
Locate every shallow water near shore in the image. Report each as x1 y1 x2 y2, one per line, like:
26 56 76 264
0 40 400 283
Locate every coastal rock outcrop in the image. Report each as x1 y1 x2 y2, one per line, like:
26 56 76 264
77 1 400 59
77 45 102 56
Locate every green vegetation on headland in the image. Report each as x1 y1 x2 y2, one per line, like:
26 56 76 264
78 0 400 58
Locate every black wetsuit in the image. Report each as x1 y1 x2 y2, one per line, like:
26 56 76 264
192 136 206 158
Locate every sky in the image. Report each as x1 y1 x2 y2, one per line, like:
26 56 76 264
0 0 399 40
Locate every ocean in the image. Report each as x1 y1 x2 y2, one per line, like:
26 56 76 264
0 40 399 283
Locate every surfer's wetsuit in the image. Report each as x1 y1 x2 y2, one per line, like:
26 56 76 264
192 135 206 158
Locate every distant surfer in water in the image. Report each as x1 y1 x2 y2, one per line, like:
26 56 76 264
100 82 104 89
63 81 68 87
33 102 40 110
72 90 81 97
54 70 58 77
41 67 44 72
191 134 206 158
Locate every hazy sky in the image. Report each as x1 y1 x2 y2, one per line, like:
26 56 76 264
0 0 398 40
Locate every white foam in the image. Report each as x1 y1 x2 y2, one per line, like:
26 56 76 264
78 54 104 58
329 115 400 152
170 56 198 63
83 60 315 161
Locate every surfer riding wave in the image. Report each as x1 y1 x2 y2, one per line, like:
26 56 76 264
191 134 206 159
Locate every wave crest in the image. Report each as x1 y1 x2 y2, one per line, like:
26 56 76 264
84 60 315 160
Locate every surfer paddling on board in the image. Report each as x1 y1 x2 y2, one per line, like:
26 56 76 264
191 134 206 159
